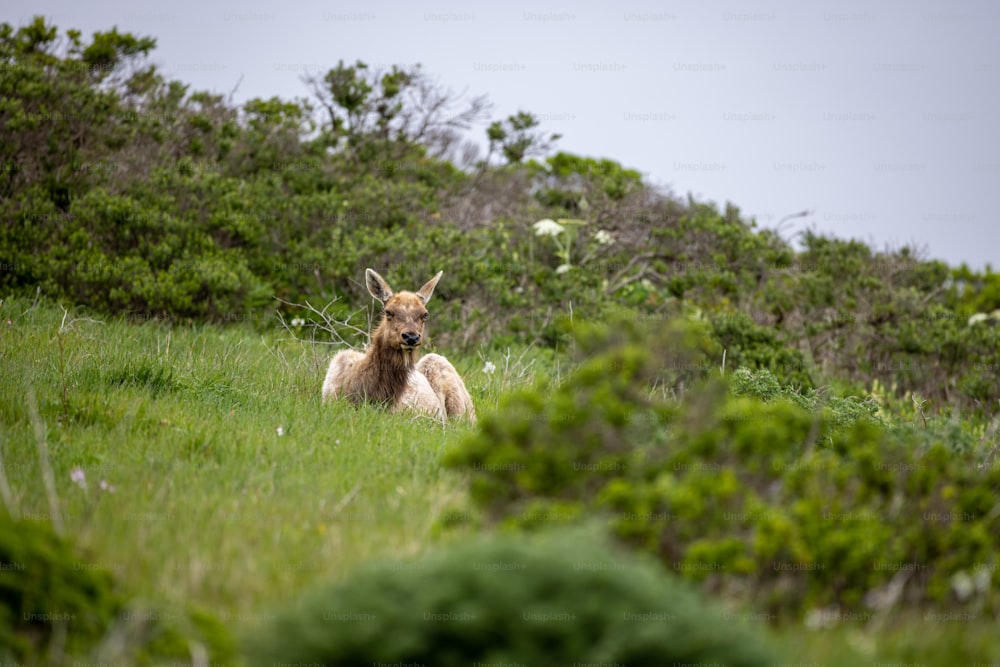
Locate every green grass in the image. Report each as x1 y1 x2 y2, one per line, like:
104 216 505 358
2 296 999 665
0 297 509 622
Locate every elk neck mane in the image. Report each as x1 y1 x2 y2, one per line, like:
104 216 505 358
344 306 419 407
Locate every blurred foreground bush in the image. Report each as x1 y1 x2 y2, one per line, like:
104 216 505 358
0 515 234 665
245 527 779 666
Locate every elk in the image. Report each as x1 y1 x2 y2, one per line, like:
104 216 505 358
321 269 476 423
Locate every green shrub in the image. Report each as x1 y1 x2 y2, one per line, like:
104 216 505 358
245 527 780 666
447 317 1000 617
447 314 713 518
0 515 235 665
730 367 881 429
0 515 119 661
711 309 814 388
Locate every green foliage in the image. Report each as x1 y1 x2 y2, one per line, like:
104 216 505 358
0 18 149 203
949 264 1000 314
447 313 720 513
448 318 1000 618
486 110 560 164
532 152 643 210
0 515 118 661
78 27 156 72
230 96 316 177
728 367 881 429
245 527 780 666
0 514 235 665
324 59 374 119
764 233 1000 411
711 310 813 388
4 183 271 320
307 59 489 168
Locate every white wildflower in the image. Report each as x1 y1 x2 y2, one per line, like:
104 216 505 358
973 567 992 594
804 606 839 630
533 218 565 237
594 229 615 245
952 571 974 601
276 426 285 436
555 264 573 274
968 310 1000 326
290 317 305 327
482 361 496 375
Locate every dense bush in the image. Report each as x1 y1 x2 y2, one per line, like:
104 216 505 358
709 309 814 388
0 515 119 661
446 318 1000 618
757 233 1000 411
0 515 235 664
245 527 780 666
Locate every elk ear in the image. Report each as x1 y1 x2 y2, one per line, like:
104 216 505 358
366 268 393 304
416 271 443 304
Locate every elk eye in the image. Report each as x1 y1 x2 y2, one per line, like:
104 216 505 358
384 310 395 319
421 312 429 321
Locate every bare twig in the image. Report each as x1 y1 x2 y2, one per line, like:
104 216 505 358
9 285 42 324
911 394 929 429
273 296 371 348
331 483 362 516
978 407 1000 469
58 305 104 333
980 444 999 470
606 253 674 294
227 74 244 105
55 306 103 422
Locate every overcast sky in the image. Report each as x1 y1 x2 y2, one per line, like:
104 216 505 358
18 0 999 270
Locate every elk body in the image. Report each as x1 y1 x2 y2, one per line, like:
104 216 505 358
321 269 476 423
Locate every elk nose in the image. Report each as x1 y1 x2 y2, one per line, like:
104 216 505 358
402 332 421 346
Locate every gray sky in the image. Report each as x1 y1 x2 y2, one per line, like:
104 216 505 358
19 0 999 269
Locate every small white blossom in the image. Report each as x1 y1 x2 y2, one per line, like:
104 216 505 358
968 310 1000 326
70 467 86 489
276 426 285 436
594 229 615 245
803 606 839 630
533 218 565 237
973 567 992 594
99 480 115 493
952 571 974 601
482 361 496 375
555 264 573 274
290 317 305 327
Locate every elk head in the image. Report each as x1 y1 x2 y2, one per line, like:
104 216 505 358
366 269 442 356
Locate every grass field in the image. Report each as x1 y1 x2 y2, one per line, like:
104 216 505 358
2 295 998 665
0 297 500 622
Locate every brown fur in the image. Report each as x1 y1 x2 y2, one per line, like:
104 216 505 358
322 269 476 423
